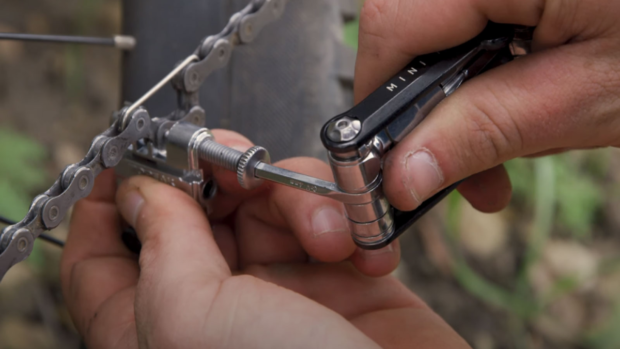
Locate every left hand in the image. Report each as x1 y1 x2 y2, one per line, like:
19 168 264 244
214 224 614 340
59 130 469 349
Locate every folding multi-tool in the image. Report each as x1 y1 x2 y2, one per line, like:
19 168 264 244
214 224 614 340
0 0 532 280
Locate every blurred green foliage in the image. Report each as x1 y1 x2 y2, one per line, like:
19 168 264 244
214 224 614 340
584 297 620 349
446 153 613 348
0 128 47 221
506 152 606 239
343 18 359 49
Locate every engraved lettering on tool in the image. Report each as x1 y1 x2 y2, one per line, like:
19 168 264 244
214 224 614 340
407 67 417 75
386 83 398 92
289 179 318 193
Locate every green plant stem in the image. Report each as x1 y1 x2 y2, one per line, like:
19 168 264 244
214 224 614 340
516 157 556 298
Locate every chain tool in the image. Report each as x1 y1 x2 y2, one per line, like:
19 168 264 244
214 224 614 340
0 0 532 281
0 0 288 281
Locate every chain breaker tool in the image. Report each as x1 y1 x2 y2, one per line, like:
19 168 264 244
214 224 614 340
0 0 532 281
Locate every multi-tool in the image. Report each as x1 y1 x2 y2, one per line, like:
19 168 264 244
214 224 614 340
0 0 532 281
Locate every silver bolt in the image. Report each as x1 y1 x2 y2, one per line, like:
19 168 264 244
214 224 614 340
197 140 270 190
326 116 362 142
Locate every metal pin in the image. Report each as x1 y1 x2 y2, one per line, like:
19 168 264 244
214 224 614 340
124 54 199 119
0 33 136 50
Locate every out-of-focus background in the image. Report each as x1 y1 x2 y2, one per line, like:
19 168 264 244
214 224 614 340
1 1 620 349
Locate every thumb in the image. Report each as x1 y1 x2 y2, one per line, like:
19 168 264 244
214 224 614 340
115 176 231 346
116 176 230 282
383 39 620 211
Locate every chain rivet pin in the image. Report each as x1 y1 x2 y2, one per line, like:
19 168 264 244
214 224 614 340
17 237 28 253
79 176 89 190
49 206 59 221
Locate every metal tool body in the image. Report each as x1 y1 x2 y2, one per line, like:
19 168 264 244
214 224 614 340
320 23 524 248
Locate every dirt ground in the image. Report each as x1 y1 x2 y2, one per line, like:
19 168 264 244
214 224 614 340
1 1 620 349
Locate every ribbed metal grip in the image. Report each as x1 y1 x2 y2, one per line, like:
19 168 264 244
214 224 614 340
197 140 242 172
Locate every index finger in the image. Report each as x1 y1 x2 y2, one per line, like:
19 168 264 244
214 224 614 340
355 0 543 102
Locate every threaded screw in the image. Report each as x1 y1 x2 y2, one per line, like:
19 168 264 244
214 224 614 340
197 140 271 190
197 140 243 172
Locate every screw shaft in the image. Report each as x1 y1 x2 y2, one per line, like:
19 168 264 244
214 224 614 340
197 140 243 172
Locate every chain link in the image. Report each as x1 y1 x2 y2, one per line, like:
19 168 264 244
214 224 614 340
0 0 288 281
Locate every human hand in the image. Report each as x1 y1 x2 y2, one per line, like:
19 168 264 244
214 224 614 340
355 0 620 212
60 130 470 349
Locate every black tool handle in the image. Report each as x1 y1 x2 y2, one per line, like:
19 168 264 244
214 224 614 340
321 22 516 154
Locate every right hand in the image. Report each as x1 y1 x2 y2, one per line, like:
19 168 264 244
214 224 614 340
354 0 620 213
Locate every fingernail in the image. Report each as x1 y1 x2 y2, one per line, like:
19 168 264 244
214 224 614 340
311 207 349 238
118 190 145 227
404 149 444 205
360 244 394 260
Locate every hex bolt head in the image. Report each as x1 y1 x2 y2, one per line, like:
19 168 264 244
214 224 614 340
326 117 362 142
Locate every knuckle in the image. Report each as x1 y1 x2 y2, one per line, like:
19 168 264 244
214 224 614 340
360 0 389 25
137 225 165 268
461 91 523 167
358 0 393 42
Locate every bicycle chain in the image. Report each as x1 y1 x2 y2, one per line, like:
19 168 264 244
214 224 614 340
0 0 288 280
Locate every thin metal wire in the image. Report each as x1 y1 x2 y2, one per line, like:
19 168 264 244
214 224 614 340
0 33 136 50
0 214 65 248
124 54 199 118
0 33 112 46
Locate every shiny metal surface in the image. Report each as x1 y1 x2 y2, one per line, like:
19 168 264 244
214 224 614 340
254 162 374 205
123 54 199 124
328 148 382 193
348 209 395 247
326 116 362 142
343 194 390 223
237 147 270 190
113 35 137 50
